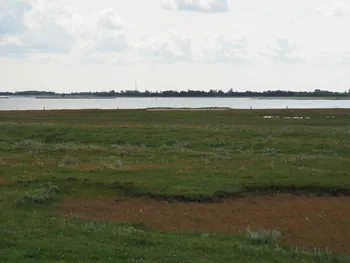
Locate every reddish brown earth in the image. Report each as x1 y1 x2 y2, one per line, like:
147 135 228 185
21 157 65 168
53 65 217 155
125 163 162 171
58 195 350 254
71 162 103 171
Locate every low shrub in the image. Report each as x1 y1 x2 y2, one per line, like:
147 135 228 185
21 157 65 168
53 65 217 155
23 183 59 204
59 156 78 167
245 227 281 245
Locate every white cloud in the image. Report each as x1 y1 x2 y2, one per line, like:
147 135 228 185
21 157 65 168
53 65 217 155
317 2 349 17
77 9 133 64
261 37 303 64
0 27 75 55
0 0 32 35
0 2 132 63
93 31 131 53
199 34 253 64
95 9 127 30
137 32 256 65
87 10 131 53
0 0 77 55
138 30 193 62
160 0 229 13
3 0 344 69
0 36 26 56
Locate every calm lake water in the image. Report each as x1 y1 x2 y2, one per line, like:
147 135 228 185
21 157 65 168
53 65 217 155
0 97 349 110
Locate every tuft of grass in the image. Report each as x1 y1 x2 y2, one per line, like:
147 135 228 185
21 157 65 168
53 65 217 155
207 153 232 160
22 183 59 204
262 147 280 156
102 157 122 169
115 159 122 168
16 140 43 148
289 246 338 261
246 227 281 245
110 142 130 149
238 165 246 172
82 221 111 233
161 140 189 151
59 156 78 167
263 135 280 143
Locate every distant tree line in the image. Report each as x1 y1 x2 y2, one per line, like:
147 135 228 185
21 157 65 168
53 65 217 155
0 91 56 96
1 89 350 97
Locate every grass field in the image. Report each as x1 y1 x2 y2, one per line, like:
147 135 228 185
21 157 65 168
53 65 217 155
0 109 350 262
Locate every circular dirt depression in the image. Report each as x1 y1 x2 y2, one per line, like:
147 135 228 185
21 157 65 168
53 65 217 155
58 194 350 254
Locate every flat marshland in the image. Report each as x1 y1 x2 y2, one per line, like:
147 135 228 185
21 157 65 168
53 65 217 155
0 109 350 262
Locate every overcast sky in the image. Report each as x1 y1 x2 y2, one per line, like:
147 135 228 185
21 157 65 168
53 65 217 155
1 0 350 92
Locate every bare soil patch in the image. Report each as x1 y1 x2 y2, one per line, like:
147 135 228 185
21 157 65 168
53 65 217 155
58 195 350 254
71 162 103 171
126 163 161 171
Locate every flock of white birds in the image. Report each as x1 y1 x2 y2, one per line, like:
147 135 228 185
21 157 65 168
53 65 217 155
262 115 336 120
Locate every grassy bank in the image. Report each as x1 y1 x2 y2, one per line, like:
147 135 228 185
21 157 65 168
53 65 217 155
0 109 349 262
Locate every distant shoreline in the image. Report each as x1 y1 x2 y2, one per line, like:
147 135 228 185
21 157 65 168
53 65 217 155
147 107 231 111
2 95 350 100
2 88 350 100
35 96 115 99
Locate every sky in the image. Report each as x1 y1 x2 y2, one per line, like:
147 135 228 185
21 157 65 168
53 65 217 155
0 0 350 93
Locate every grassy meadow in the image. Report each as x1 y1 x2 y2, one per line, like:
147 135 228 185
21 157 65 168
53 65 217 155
0 109 350 262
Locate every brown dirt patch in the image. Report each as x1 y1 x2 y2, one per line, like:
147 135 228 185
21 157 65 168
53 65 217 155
126 163 161 171
57 195 350 254
71 162 104 171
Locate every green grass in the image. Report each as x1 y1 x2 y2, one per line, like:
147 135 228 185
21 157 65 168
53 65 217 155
0 109 350 262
